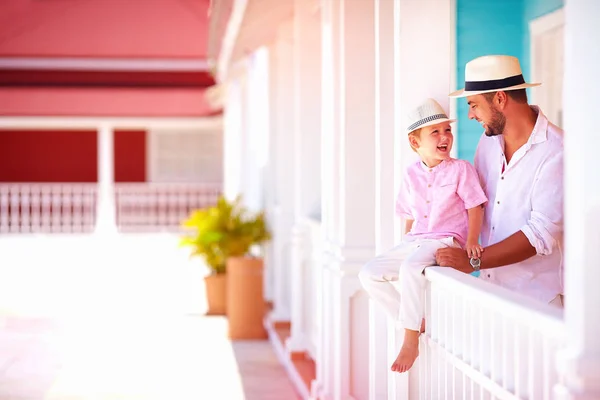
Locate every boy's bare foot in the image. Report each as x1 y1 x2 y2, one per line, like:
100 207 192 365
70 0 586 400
390 329 420 373
390 344 419 373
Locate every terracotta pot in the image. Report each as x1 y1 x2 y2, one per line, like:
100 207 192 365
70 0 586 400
226 256 267 339
204 273 227 315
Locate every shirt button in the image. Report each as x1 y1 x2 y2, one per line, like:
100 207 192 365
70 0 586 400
497 201 500 204
428 184 432 188
501 177 504 180
487 274 491 278
492 226 495 230
426 200 430 204
424 215 428 218
429 169 433 172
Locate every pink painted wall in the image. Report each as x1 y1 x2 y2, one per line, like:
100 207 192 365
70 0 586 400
114 130 146 183
0 0 210 58
0 87 217 117
0 130 98 182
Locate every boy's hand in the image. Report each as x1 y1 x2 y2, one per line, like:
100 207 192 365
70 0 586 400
466 242 484 259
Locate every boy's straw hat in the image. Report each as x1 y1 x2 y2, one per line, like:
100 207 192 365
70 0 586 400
449 55 540 98
406 98 455 134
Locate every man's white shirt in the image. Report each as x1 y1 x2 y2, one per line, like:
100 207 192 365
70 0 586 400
474 106 563 303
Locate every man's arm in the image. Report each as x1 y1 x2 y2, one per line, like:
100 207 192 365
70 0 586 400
437 152 562 273
477 230 536 269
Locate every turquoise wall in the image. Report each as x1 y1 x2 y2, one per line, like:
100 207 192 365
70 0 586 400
455 0 564 162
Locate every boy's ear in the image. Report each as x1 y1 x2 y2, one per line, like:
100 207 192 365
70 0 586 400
409 135 419 149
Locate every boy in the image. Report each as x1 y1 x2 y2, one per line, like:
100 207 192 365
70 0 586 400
359 98 487 373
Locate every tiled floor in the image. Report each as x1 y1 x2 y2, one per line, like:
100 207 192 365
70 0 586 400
0 234 299 400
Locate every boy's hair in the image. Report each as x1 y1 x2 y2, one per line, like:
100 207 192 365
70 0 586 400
408 128 422 152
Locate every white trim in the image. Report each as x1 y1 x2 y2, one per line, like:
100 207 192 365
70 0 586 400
264 317 312 400
216 0 249 82
449 0 458 158
0 116 223 130
529 7 564 121
0 58 210 72
529 7 565 36
529 7 564 92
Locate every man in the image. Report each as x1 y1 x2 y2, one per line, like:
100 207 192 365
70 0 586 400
436 55 564 307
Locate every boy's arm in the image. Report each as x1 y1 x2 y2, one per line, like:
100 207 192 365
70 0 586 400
404 219 414 235
466 204 484 246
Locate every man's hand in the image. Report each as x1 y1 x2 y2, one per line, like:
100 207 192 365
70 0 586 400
435 247 473 274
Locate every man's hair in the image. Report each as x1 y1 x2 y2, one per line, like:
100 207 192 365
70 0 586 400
483 88 528 104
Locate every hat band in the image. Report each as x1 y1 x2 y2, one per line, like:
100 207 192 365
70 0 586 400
407 113 448 132
464 74 525 92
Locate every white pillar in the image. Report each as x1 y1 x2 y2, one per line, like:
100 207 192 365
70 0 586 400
369 0 399 398
317 0 377 398
95 124 116 234
223 76 245 201
554 1 600 399
286 0 323 356
386 1 453 397
268 21 295 322
243 50 270 213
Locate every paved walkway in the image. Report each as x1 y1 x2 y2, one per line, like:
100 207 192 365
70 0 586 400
0 234 298 400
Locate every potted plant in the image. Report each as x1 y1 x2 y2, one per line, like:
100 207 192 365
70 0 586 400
180 195 271 330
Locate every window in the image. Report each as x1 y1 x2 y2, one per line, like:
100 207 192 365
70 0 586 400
147 129 223 183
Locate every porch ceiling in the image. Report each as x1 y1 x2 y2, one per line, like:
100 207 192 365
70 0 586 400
208 0 294 80
230 0 293 63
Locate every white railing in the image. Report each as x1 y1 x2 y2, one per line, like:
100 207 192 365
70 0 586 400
0 183 97 234
114 182 222 232
420 267 565 399
303 217 323 361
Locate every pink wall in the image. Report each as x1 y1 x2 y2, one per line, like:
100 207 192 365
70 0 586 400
0 129 148 183
0 130 97 182
0 87 217 117
0 0 210 58
114 130 146 182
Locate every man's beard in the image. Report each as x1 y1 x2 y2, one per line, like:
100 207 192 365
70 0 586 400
484 107 506 137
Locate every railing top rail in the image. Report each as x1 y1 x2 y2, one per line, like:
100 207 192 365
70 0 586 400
425 267 565 337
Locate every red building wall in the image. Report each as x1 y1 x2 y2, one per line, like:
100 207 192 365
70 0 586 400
0 130 97 182
114 130 146 182
0 129 146 183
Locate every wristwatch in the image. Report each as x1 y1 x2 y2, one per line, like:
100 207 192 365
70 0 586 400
469 257 481 272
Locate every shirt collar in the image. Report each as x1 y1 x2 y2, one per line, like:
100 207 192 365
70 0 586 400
494 106 549 149
528 106 549 145
419 158 450 172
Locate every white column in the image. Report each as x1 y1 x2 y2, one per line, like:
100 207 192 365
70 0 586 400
243 50 270 212
317 0 377 398
95 124 117 234
387 1 454 397
268 21 295 322
223 77 245 201
554 1 600 399
369 0 399 398
286 0 323 355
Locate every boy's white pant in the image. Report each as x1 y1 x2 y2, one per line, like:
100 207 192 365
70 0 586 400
358 236 457 331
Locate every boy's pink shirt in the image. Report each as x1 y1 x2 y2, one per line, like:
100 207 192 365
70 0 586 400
396 158 487 247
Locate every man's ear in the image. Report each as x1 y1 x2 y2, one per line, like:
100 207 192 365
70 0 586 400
496 91 508 110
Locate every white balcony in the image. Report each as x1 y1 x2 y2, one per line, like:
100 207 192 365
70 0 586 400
0 182 221 234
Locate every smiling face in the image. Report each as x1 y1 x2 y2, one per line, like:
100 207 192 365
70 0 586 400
409 122 453 167
466 93 506 136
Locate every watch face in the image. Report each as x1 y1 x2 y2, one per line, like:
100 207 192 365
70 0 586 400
470 257 481 270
